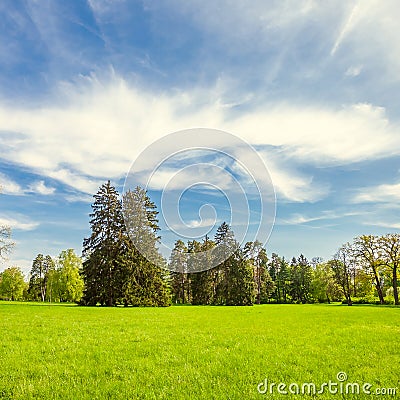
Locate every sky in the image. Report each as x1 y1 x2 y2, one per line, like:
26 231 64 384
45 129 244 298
1 0 400 275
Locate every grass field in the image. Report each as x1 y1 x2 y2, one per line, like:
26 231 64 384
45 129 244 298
0 302 399 399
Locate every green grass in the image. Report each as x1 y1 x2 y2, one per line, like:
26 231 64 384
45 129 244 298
0 302 399 399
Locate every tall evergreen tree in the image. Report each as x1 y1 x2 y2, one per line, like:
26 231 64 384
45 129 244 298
244 241 274 304
289 255 312 303
82 181 125 306
190 237 215 305
213 223 254 305
226 249 255 306
122 187 171 307
213 222 238 304
277 257 290 303
170 239 190 304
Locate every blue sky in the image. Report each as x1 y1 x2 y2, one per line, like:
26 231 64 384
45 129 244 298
1 0 400 275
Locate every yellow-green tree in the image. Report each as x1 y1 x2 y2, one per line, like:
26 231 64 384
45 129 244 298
0 266 26 300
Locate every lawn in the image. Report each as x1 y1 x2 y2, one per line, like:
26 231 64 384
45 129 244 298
0 302 398 399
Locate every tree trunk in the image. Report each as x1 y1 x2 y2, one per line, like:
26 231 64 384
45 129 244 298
347 295 353 306
371 267 385 304
393 266 399 305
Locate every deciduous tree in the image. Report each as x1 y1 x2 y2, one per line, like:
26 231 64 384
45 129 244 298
0 266 26 300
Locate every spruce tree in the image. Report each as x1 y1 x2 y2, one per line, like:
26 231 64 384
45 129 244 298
213 222 237 304
190 237 215 305
122 187 171 307
244 241 274 304
170 239 190 304
213 222 254 305
82 181 125 306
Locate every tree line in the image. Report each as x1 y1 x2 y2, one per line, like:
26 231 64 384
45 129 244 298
0 249 84 302
1 181 399 306
170 236 399 306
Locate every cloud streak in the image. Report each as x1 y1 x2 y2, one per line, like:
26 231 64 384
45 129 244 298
0 76 399 202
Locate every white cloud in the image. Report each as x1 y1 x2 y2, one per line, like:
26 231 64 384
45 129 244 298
331 2 363 56
27 180 55 195
345 65 363 77
186 218 216 228
266 163 328 203
279 210 362 225
363 221 400 230
0 173 24 195
353 182 400 204
228 103 397 165
0 174 56 196
163 1 400 82
0 75 399 202
63 193 94 203
0 215 39 231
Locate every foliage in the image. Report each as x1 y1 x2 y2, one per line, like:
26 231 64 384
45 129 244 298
82 182 170 307
0 266 26 300
46 249 84 302
82 181 126 306
121 187 171 307
28 254 55 301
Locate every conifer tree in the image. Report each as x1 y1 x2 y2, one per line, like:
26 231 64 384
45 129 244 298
82 181 125 306
213 222 254 305
170 239 190 304
244 241 274 304
122 187 170 307
190 237 215 305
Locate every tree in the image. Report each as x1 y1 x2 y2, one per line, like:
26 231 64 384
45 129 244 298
289 255 312 303
121 187 171 307
82 181 126 306
213 223 254 306
330 244 354 306
213 222 238 305
379 233 400 305
0 226 14 262
353 235 385 304
311 262 341 303
53 249 84 302
226 251 255 306
244 241 274 304
170 240 190 304
0 267 26 300
28 254 54 301
277 257 290 303
190 237 215 305
268 253 289 303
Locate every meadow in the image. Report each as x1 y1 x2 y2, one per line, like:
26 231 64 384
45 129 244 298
0 302 398 399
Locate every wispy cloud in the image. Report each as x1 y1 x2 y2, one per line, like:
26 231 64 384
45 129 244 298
0 214 39 231
0 173 55 196
186 218 216 228
362 221 400 230
278 210 363 226
0 173 24 195
331 2 363 56
27 180 55 195
0 76 399 201
353 182 400 204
